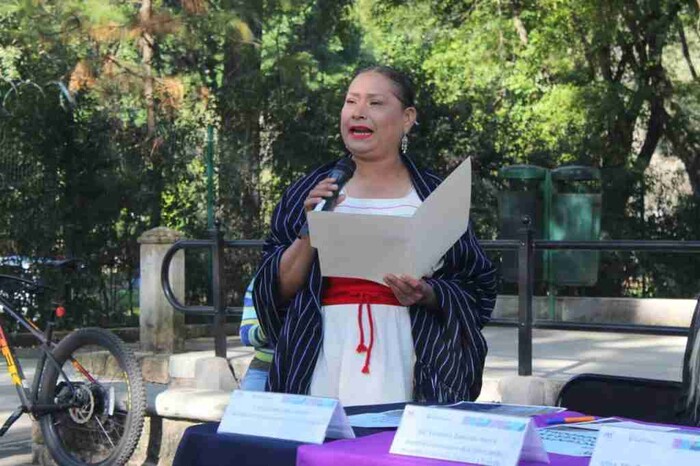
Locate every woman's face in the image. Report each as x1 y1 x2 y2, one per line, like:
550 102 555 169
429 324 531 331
340 72 415 160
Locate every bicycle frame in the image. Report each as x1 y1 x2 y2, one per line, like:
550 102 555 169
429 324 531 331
0 269 146 466
0 291 86 419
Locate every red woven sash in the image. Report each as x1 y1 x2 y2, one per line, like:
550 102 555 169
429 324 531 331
322 277 400 306
322 277 402 375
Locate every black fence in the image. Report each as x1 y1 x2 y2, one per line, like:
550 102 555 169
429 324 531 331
161 219 700 375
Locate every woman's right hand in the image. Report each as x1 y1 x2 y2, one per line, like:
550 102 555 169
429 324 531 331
280 178 343 302
303 177 345 212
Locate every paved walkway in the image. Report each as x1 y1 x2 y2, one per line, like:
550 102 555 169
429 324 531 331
482 327 685 385
0 348 35 466
0 328 688 464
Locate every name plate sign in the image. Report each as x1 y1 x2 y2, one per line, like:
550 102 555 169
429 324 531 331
390 405 549 466
217 390 355 444
590 426 700 466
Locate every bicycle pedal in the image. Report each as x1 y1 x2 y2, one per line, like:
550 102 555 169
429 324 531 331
0 406 25 437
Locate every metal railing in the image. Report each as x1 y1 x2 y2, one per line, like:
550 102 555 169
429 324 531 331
161 218 700 372
161 223 264 358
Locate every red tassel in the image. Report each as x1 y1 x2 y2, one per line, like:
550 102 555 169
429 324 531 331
356 298 375 374
363 304 374 375
356 303 367 353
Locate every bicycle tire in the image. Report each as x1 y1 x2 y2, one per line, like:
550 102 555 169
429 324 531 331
38 328 146 466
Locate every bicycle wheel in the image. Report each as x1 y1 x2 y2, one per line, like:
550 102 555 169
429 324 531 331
39 328 146 466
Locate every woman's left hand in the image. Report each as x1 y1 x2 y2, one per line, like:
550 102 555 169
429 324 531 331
383 274 438 309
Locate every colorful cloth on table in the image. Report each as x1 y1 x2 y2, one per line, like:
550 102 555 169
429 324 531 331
253 153 498 402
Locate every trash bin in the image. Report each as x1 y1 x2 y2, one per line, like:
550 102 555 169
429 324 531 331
548 166 602 286
497 165 549 283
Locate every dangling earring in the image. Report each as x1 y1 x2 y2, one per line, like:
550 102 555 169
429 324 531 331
401 133 408 154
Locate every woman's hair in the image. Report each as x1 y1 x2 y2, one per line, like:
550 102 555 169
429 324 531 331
353 65 416 109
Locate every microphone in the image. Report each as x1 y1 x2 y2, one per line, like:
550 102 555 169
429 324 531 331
299 158 356 239
318 157 356 212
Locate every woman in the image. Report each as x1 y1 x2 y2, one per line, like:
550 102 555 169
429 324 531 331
253 66 497 406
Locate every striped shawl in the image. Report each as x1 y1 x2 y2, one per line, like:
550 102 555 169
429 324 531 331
253 154 498 402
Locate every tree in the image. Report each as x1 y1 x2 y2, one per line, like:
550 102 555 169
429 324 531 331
1 0 698 324
359 0 699 231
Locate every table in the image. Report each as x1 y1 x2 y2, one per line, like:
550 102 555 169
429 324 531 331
172 403 404 466
172 404 673 466
297 410 587 466
172 422 303 466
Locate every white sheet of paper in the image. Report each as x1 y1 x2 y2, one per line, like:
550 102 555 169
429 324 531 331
308 157 472 283
348 409 405 428
390 404 549 466
540 417 624 431
446 401 566 417
606 421 677 432
590 426 700 466
217 390 355 444
538 426 599 457
326 403 356 439
538 418 679 457
541 417 678 432
349 403 565 429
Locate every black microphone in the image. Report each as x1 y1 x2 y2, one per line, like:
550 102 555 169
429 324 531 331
320 157 356 211
298 158 356 239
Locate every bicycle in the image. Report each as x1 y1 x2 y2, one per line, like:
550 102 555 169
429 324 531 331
0 259 145 466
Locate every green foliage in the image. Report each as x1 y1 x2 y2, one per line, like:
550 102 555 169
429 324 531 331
0 0 699 329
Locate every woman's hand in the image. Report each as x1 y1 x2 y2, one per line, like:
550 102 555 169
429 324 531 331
383 274 438 309
303 177 346 212
279 177 348 303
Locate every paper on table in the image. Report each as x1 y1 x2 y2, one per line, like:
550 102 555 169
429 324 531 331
326 403 356 439
446 401 566 417
349 402 564 429
217 391 354 444
348 409 404 428
611 421 678 432
538 426 598 457
538 418 680 457
541 417 678 432
390 405 550 465
308 157 472 284
590 426 700 466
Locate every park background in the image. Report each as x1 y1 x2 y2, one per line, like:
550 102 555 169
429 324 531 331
0 0 699 331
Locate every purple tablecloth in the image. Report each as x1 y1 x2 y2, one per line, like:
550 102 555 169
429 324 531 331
297 411 588 466
297 430 590 466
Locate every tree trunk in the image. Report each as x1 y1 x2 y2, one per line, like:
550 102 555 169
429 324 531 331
687 156 700 199
677 20 698 81
665 110 700 199
598 1 681 236
139 0 163 227
140 0 156 139
218 1 263 238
